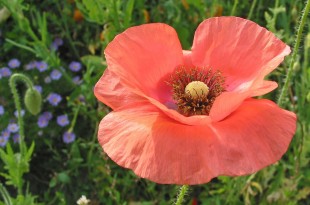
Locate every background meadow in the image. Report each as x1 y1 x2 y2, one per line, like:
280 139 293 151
0 0 309 204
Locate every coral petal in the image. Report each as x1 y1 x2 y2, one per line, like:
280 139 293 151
210 91 250 122
191 17 290 92
250 80 278 96
94 69 146 110
105 23 183 102
211 99 296 176
98 99 296 184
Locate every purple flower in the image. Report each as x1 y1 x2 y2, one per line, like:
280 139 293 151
50 42 58 51
8 58 21 68
47 93 62 106
57 114 70 127
63 131 76 144
69 61 82 72
7 123 19 133
54 38 64 46
44 76 52 84
0 136 9 147
14 109 25 118
13 134 19 143
0 105 4 115
25 61 37 70
50 69 62 80
34 85 43 93
36 61 48 72
73 76 83 85
50 38 64 51
0 67 12 77
37 115 49 128
42 111 53 120
1 130 10 138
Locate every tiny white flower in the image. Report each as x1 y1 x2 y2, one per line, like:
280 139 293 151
77 195 90 205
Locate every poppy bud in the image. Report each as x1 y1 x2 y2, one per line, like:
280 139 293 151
24 88 42 115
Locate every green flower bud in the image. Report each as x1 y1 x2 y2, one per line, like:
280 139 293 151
24 88 42 115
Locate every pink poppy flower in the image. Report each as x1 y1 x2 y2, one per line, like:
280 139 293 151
94 17 296 185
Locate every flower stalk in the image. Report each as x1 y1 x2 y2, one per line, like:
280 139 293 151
175 185 189 205
9 74 35 156
9 73 40 195
277 0 310 106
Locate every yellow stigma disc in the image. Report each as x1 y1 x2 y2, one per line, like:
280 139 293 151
185 81 209 99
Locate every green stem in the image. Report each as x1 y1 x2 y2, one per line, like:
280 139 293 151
68 104 81 133
247 0 258 20
9 74 35 195
87 122 99 172
111 0 121 31
9 74 34 153
230 0 239 16
175 185 189 205
277 0 310 106
0 182 13 205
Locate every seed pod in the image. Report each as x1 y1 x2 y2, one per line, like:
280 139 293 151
24 88 42 115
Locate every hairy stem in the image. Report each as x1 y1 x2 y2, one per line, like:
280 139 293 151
9 74 35 195
277 0 310 106
175 185 189 205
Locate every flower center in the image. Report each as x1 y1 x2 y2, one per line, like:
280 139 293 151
167 66 225 116
185 81 209 99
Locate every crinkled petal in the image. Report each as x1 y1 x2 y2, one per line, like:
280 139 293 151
105 23 183 102
94 68 147 110
98 99 296 184
210 99 296 176
191 16 290 92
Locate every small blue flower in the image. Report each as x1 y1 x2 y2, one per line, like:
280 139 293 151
34 85 43 94
0 136 9 147
57 114 70 127
73 76 82 85
63 131 76 144
37 112 52 128
25 61 37 70
69 61 82 72
37 115 49 128
8 58 21 68
14 109 25 118
13 134 19 143
50 38 64 51
50 69 62 80
0 105 4 115
44 76 52 84
54 38 64 46
50 43 58 51
1 130 10 138
7 123 19 133
47 93 62 106
36 61 48 72
0 67 12 77
42 111 53 120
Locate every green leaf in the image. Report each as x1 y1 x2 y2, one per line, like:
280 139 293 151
57 172 71 184
124 0 135 28
25 141 35 161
